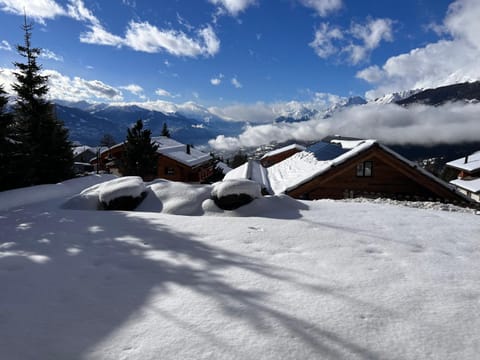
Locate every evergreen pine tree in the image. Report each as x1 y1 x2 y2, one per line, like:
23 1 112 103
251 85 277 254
123 119 159 179
161 122 171 138
12 16 73 186
0 85 17 191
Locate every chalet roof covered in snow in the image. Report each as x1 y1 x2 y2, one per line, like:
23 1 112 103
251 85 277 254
267 140 377 194
73 145 94 157
152 136 211 167
451 178 480 193
446 151 480 172
260 144 306 159
330 139 367 149
306 141 348 160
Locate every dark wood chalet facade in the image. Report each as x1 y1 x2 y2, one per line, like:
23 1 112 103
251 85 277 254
286 143 465 203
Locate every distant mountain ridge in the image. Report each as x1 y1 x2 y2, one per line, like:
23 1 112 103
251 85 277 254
56 102 244 146
396 81 480 106
56 81 480 147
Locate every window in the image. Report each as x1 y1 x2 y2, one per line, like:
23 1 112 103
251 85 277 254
165 167 175 175
356 161 373 177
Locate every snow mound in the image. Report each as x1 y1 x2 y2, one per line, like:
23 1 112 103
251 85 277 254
211 179 262 199
98 176 146 205
137 180 211 215
211 179 262 210
0 174 116 211
202 194 308 218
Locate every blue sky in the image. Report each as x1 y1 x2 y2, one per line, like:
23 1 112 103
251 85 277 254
0 0 463 109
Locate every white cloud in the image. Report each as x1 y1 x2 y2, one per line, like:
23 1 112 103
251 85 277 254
40 48 63 61
211 78 221 86
209 102 277 123
0 0 221 59
357 0 480 99
346 18 393 64
0 0 66 24
80 23 124 47
310 18 393 64
210 73 224 85
120 21 220 57
209 0 256 16
155 88 173 97
298 0 343 17
120 84 144 96
0 40 11 51
209 102 480 151
309 23 343 58
231 76 242 88
66 0 99 25
0 66 124 102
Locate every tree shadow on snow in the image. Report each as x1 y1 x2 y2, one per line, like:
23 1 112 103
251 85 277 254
0 206 388 360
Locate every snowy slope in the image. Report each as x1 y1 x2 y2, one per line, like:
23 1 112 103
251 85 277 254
1 176 480 360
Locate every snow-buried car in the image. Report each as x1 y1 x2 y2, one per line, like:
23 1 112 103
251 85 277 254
211 179 262 210
98 176 147 210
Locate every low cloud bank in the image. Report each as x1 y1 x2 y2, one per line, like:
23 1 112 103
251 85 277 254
209 102 480 151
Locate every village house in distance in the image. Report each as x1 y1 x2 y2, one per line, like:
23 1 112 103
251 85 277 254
225 138 470 205
446 151 480 202
93 136 213 182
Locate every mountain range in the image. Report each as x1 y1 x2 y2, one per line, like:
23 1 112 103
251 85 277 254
55 100 244 147
56 81 480 150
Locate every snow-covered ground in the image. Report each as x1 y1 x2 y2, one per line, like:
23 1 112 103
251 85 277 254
1 175 480 360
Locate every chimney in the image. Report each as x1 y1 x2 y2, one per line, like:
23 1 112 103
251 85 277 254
464 155 469 164
186 144 191 155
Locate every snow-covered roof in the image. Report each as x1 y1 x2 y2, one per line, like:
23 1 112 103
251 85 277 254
446 151 480 173
260 144 306 159
307 142 348 160
330 139 367 149
152 136 211 167
224 160 272 194
73 145 94 156
268 140 377 194
451 178 480 193
100 137 211 168
267 139 459 197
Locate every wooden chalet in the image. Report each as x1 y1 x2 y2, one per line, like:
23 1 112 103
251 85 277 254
233 139 468 204
73 146 96 163
446 151 480 202
72 145 96 174
260 144 306 167
94 136 213 182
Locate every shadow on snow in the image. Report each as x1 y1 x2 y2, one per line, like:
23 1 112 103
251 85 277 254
0 205 386 359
